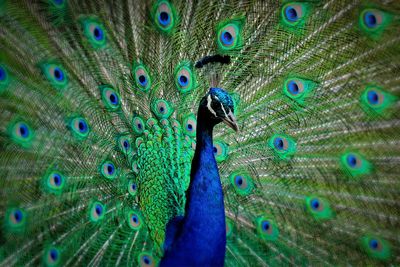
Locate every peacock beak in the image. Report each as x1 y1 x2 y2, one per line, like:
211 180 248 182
222 112 239 133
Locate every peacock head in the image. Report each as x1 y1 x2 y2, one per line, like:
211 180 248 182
199 87 238 132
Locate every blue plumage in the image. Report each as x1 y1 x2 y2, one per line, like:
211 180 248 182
160 88 237 266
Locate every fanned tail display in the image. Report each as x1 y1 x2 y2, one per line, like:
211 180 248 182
0 0 399 266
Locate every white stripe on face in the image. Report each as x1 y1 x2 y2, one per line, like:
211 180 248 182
207 95 217 117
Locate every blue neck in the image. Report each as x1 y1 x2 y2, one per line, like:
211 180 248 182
160 110 226 266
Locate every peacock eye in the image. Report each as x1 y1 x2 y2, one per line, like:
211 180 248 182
153 0 176 33
310 198 321 211
100 161 117 179
346 153 363 169
41 63 68 90
182 114 196 137
101 86 120 110
216 18 244 51
127 210 143 230
13 210 23 223
256 216 279 241
6 207 26 231
235 175 244 187
282 3 306 25
81 18 107 48
366 88 384 107
284 5 300 22
361 235 391 260
131 160 139 174
341 152 372 177
230 171 254 196
305 196 333 220
118 135 132 155
43 170 66 194
70 117 90 139
360 86 395 116
10 121 34 147
286 79 305 97
158 11 170 26
53 67 64 81
127 211 142 230
138 252 155 267
367 90 379 105
262 221 270 231
133 64 151 92
45 247 61 266
273 137 288 151
369 239 380 250
128 180 138 196
361 9 384 30
269 134 296 159
51 173 62 186
213 140 229 162
151 99 174 119
132 116 145 134
175 62 196 93
218 24 238 48
93 26 103 41
18 123 29 138
89 202 105 222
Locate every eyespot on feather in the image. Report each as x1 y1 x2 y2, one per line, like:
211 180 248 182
68 116 90 140
5 207 27 232
216 17 245 52
174 61 196 93
360 86 397 116
100 160 117 180
40 62 68 90
126 210 143 230
213 140 229 163
42 169 66 194
152 0 177 34
43 246 61 267
89 201 105 222
182 114 197 137
359 8 392 39
117 135 133 155
255 216 279 241
229 170 254 196
138 252 157 267
8 120 34 148
361 235 391 261
100 85 121 111
80 17 107 48
305 196 333 220
151 99 174 119
133 63 151 92
340 152 372 178
128 180 138 197
268 134 296 159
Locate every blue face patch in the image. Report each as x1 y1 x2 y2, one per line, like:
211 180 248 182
209 87 234 111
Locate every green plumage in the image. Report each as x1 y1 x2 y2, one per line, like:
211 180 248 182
0 0 400 266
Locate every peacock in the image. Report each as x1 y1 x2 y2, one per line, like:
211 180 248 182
0 0 399 266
